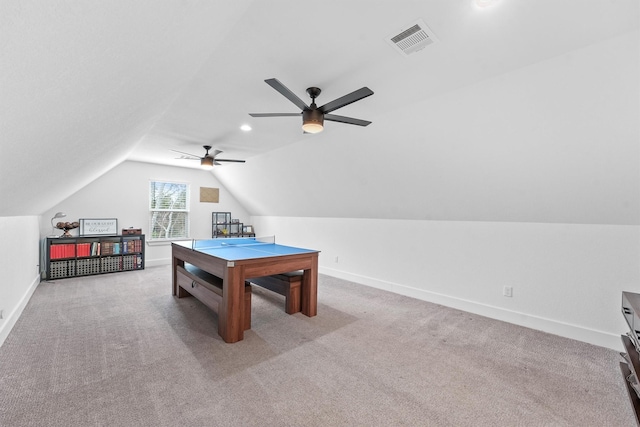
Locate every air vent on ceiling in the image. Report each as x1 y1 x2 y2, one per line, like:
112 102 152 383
386 19 438 56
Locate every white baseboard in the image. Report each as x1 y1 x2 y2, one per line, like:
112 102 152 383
0 274 41 348
320 267 621 351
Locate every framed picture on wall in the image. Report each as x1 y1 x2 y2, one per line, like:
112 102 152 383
79 218 118 236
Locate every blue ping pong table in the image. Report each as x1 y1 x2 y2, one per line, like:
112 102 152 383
172 238 320 343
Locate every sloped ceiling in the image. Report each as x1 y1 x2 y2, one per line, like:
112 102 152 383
1 0 638 224
0 0 252 216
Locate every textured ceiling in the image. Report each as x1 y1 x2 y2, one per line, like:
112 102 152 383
1 0 638 223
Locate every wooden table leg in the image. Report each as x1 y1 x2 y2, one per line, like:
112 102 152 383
301 253 318 317
172 255 184 296
218 265 245 343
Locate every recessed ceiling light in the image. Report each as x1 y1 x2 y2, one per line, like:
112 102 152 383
240 124 252 131
475 0 499 7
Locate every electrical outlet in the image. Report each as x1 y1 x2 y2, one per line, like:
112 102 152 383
503 286 513 297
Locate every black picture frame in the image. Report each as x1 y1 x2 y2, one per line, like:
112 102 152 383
79 218 118 236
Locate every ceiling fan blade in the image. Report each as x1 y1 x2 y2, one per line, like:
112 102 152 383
170 149 201 158
211 149 222 158
265 78 309 111
324 114 372 127
215 159 246 163
249 113 301 117
318 87 374 114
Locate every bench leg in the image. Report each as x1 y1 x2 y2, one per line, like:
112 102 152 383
285 283 301 314
177 285 191 298
244 284 252 330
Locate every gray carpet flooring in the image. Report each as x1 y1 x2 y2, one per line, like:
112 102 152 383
0 265 634 426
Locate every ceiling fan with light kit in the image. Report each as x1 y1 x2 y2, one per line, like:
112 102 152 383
171 145 245 169
249 78 373 134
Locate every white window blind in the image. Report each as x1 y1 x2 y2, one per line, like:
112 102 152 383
149 181 189 240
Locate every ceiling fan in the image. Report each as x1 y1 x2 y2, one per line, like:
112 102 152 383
249 78 373 134
171 145 245 169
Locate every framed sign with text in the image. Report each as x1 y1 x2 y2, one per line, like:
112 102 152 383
79 218 118 236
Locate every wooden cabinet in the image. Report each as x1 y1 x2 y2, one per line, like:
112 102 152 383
45 235 145 280
621 291 640 425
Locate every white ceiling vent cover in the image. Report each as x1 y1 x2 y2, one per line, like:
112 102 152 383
386 19 438 56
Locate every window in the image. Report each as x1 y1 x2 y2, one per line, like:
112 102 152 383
149 181 189 240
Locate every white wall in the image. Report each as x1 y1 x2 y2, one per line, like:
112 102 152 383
0 216 41 346
40 161 251 266
252 216 640 350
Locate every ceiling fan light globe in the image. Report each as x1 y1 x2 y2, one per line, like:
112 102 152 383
302 123 323 133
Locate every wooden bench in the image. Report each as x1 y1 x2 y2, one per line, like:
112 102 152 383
176 264 252 330
249 271 303 314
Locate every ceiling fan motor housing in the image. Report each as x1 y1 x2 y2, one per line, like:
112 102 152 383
201 156 214 167
302 108 324 133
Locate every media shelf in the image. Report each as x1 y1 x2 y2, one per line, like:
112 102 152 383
45 234 145 280
621 291 640 426
212 212 254 238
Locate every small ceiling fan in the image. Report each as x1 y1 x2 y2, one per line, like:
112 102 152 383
171 145 245 169
249 78 373 134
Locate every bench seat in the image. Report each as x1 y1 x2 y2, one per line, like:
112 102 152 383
249 271 303 314
176 263 252 330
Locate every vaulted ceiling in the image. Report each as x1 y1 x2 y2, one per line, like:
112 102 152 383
1 1 638 224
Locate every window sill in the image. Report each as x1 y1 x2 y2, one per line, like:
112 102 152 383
147 238 192 246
